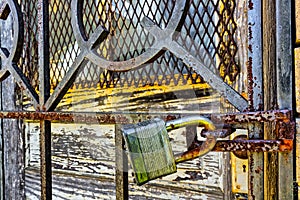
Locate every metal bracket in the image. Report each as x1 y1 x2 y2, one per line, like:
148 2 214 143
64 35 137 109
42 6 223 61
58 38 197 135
198 109 295 153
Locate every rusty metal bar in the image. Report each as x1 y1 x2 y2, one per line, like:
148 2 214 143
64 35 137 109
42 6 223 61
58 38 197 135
212 139 293 153
211 109 292 124
0 109 292 124
247 0 264 199
39 120 51 199
247 3 263 111
37 0 52 199
0 111 130 123
115 124 128 200
248 123 264 199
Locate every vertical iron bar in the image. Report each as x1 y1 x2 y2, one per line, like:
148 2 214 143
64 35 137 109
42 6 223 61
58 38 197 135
111 3 128 199
248 123 264 199
247 0 263 112
276 0 294 199
38 0 51 199
247 0 264 199
39 120 51 199
115 124 129 200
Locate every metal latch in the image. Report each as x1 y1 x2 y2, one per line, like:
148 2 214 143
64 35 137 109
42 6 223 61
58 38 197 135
122 116 216 185
121 109 295 185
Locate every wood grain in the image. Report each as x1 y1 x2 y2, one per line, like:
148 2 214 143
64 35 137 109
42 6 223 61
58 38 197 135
25 122 226 199
0 17 25 199
262 1 278 199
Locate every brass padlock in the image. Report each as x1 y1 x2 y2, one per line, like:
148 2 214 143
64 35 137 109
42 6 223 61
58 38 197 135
122 116 216 185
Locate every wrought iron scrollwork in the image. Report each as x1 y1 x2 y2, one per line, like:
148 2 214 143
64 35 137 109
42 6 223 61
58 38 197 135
0 0 248 112
44 0 189 110
71 0 187 71
0 0 39 105
64 0 248 111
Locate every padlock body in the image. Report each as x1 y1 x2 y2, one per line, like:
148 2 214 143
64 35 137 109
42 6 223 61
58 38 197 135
122 118 177 185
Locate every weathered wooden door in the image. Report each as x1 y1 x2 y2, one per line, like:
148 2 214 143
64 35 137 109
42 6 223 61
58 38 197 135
0 0 296 199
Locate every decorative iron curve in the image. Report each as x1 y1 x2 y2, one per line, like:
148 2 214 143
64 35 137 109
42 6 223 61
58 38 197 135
0 0 39 105
0 0 247 111
46 0 248 111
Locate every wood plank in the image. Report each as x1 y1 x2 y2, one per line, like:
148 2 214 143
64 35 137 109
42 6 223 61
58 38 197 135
2 80 24 199
25 122 226 199
0 15 25 199
25 168 223 200
276 0 294 199
23 79 219 114
262 1 278 199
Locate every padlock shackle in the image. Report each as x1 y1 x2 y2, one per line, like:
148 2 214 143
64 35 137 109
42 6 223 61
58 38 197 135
165 116 217 164
165 115 216 131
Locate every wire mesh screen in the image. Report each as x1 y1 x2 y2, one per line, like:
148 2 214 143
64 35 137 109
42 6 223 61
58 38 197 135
19 0 39 90
20 0 239 90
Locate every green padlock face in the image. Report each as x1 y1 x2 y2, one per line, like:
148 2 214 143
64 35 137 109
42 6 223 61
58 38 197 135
122 116 216 185
122 118 177 185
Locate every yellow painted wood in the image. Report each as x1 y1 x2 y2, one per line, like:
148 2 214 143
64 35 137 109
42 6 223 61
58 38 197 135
296 118 300 198
296 52 300 199
296 48 300 113
230 130 248 194
296 0 300 45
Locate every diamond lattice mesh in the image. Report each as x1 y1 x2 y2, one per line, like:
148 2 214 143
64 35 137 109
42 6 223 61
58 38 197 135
19 0 239 90
49 0 80 89
18 0 39 90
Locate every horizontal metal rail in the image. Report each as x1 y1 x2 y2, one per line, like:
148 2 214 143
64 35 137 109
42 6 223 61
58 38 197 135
0 109 292 124
0 109 293 154
212 139 293 152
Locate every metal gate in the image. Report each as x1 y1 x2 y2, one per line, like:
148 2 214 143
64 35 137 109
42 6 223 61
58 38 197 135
0 0 295 199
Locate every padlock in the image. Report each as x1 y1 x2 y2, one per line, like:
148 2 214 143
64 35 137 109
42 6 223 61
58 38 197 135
122 116 216 185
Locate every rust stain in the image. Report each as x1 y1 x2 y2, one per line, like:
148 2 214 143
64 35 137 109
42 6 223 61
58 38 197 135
278 121 295 139
0 109 293 126
211 109 292 124
0 111 132 124
279 139 293 152
249 154 255 199
211 139 284 152
248 0 254 10
247 56 254 111
254 166 262 174
0 109 294 152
